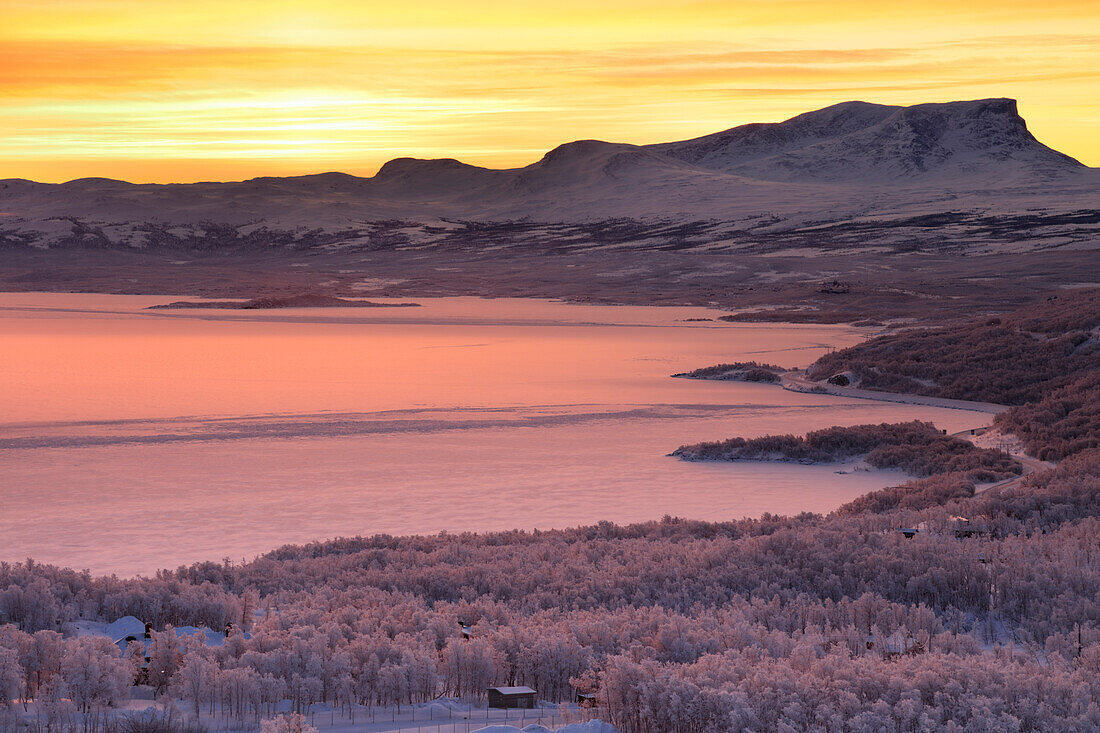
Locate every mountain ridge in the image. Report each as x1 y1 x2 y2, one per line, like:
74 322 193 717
651 98 1085 182
1 97 1096 250
4 98 1091 190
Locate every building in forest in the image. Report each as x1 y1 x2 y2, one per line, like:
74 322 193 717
488 686 537 708
101 616 251 684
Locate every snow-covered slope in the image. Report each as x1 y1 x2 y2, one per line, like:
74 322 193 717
650 98 1084 182
648 100 901 174
0 98 1095 250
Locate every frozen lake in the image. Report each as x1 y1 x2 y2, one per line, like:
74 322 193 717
0 293 989 575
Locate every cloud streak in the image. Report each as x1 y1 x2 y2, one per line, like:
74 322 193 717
1 1 1097 180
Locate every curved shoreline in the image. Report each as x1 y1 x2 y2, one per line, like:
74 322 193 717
777 370 1007 414
726 369 1056 494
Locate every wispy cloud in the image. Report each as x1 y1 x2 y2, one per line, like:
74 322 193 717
1 1 1097 180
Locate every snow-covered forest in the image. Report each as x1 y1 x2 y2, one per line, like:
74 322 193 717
3 292 1100 731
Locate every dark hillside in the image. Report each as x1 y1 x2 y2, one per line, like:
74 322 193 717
808 289 1100 406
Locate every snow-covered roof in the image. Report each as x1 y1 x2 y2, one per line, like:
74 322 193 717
104 615 146 639
105 618 250 654
489 686 536 695
175 626 245 646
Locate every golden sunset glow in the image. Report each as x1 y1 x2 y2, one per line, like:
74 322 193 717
3 0 1098 182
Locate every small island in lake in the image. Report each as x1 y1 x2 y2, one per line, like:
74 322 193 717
148 293 421 309
671 361 784 383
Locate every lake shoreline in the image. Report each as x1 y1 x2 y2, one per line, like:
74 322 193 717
0 292 987 576
674 367 1006 415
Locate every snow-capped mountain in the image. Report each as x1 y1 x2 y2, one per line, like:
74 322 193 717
651 98 1087 182
1 98 1096 250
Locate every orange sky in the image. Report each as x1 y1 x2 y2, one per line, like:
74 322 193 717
2 0 1098 182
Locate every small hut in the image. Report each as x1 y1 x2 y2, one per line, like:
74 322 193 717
488 686 536 709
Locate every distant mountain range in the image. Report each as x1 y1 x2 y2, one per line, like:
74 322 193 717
1 98 1097 251
653 98 1087 180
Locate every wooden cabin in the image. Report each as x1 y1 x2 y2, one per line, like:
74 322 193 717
488 686 537 709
